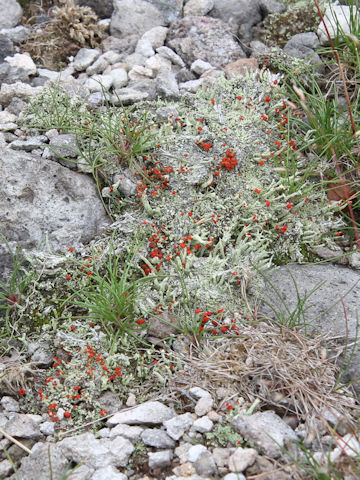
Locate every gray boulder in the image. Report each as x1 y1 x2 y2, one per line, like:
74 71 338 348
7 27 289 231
0 0 22 29
167 16 245 69
0 148 110 282
145 0 183 24
110 0 166 39
75 0 114 18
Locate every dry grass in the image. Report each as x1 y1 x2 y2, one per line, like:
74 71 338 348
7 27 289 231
166 322 358 425
0 352 37 394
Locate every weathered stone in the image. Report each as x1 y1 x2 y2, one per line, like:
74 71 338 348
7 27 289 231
189 387 212 399
75 0 114 18
111 87 150 105
86 73 113 92
156 46 185 67
5 413 42 439
98 391 123 414
209 0 261 35
0 148 110 282
224 58 259 79
191 59 214 75
39 421 55 436
141 428 175 448
164 413 193 440
48 133 78 159
167 16 245 69
109 424 144 441
0 0 22 29
231 411 298 458
228 447 258 472
73 48 101 72
86 56 109 75
1 396 20 412
10 135 48 152
0 460 13 477
4 53 36 77
156 68 180 100
0 26 30 44
135 38 155 58
146 0 183 25
192 416 213 433
184 0 214 16
92 466 127 480
194 396 214 416
128 65 154 82
188 444 207 462
107 401 175 425
194 450 217 477
0 34 14 61
145 54 172 73
148 449 173 469
141 26 168 49
0 82 43 106
111 0 166 39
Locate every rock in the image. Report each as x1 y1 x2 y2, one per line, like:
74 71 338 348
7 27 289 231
349 252 360 269
1 396 20 412
124 52 147 68
156 68 180 100
250 40 270 56
4 53 37 80
184 0 214 16
231 411 298 458
146 0 183 25
48 133 78 160
212 448 233 468
75 0 114 18
102 51 123 65
0 148 110 282
188 444 207 462
156 46 185 67
28 341 53 365
86 73 113 92
317 5 356 45
111 87 150 105
5 413 42 439
192 416 213 433
285 32 320 51
141 428 176 448
0 110 17 124
259 0 286 15
194 450 217 477
191 59 214 75
0 82 43 106
0 34 14 60
209 0 261 36
228 447 258 472
73 48 101 72
141 26 168 50
135 38 155 58
0 460 13 477
223 474 246 480
164 413 193 440
10 135 48 152
167 16 245 69
194 396 214 416
39 421 55 436
145 54 172 73
224 58 259 79
86 91 108 109
0 26 30 44
102 35 138 55
111 0 166 39
92 466 127 480
98 391 123 414
59 432 134 469
107 401 175 426
148 449 173 469
128 65 154 82
109 424 144 441
0 0 22 29
108 68 128 88
9 443 69 480
189 387 212 399
86 56 110 75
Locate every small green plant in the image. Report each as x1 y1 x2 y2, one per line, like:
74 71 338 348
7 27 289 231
205 422 244 447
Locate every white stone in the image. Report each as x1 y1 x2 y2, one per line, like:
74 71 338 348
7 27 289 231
5 53 37 76
164 412 193 440
194 396 214 416
184 0 214 16
73 48 101 72
192 416 213 433
188 444 207 462
189 387 212 399
109 424 143 441
0 111 17 124
86 74 113 92
223 474 246 480
86 57 109 75
0 82 43 106
102 51 123 65
317 5 357 44
0 0 22 29
0 460 13 477
141 26 168 49
39 421 55 436
128 65 154 81
145 54 172 73
148 450 173 469
179 79 203 93
108 68 128 89
107 401 175 426
191 59 214 76
135 38 155 58
228 447 258 472
92 465 127 480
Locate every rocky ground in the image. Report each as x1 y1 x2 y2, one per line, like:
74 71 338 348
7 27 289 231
0 0 360 479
